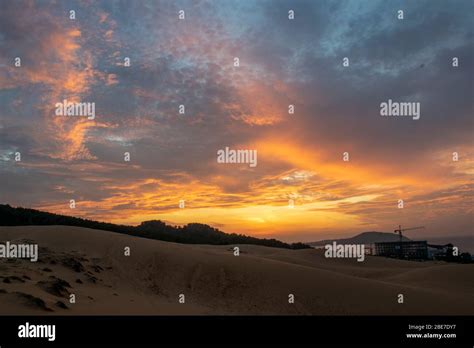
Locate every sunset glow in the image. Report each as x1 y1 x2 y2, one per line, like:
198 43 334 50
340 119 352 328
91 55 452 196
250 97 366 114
1 0 472 242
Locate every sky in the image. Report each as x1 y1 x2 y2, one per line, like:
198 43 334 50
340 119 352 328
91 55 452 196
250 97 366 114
0 0 472 242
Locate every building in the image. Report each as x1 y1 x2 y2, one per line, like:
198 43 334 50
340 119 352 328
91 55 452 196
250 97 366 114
373 241 428 259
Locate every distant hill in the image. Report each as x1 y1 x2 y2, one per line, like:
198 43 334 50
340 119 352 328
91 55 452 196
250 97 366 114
308 231 411 247
0 204 310 250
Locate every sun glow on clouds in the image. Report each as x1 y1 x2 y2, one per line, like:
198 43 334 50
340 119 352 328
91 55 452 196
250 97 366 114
1 0 472 240
29 124 473 239
33 153 384 238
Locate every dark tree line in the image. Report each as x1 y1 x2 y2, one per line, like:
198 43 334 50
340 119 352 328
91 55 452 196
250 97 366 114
0 204 311 250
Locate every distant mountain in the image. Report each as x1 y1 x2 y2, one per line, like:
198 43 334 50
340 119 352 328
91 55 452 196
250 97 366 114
308 231 411 247
0 204 310 250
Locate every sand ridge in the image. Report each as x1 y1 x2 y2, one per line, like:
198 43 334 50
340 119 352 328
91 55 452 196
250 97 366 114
0 225 473 315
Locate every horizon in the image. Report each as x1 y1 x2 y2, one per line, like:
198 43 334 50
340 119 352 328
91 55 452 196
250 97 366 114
1 203 473 245
0 0 472 242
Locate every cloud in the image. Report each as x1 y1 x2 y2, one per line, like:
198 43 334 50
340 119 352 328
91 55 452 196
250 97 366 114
0 0 472 240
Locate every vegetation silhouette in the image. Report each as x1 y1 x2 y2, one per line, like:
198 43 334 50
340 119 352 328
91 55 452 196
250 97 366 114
0 204 310 250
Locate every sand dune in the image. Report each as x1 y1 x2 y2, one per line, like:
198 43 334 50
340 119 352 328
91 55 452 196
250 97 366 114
0 226 473 315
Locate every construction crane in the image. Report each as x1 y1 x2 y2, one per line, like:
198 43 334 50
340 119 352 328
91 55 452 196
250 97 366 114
394 225 425 258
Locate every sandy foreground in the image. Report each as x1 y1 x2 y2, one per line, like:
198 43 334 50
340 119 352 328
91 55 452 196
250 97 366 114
0 226 472 315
